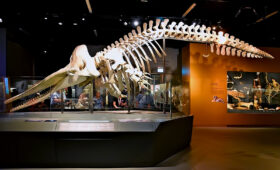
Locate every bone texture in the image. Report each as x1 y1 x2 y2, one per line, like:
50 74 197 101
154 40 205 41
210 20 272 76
5 19 274 112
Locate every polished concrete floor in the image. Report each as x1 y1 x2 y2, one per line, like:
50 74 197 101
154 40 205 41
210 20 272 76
158 127 280 170
6 127 280 170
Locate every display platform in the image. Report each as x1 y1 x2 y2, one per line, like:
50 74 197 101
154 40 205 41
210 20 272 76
0 110 193 168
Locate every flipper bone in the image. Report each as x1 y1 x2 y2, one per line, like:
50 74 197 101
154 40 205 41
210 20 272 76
6 19 274 112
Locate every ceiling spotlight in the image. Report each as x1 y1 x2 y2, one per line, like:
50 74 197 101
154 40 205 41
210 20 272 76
58 22 63 26
73 22 78 26
43 50 47 54
93 29 98 37
44 17 48 20
0 18 3 23
124 22 128 26
82 18 85 21
133 20 139 26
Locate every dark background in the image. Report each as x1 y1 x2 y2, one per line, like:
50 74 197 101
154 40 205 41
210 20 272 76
0 0 279 76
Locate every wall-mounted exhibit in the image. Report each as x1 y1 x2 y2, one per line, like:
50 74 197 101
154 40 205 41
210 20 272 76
227 71 280 113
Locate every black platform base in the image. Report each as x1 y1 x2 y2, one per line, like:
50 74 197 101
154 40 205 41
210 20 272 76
0 112 193 168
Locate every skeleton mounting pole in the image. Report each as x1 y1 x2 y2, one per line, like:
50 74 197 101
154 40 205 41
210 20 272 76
127 82 131 114
170 82 172 118
127 98 130 114
89 81 94 113
60 89 64 113
4 19 274 113
163 38 166 114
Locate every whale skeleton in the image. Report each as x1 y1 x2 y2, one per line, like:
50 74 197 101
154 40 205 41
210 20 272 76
5 18 273 112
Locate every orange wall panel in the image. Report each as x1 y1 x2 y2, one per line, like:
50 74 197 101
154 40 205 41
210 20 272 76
189 43 280 126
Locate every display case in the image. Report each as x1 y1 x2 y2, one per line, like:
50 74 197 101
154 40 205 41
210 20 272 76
2 44 190 115
0 77 8 112
0 41 192 168
0 73 193 168
3 73 189 114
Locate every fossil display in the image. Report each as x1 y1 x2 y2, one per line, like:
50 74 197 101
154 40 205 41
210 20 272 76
227 71 280 112
5 19 273 112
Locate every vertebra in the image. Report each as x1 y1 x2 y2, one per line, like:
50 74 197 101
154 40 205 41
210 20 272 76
5 19 273 112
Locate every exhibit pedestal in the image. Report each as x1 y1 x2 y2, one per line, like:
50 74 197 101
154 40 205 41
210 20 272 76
0 111 193 168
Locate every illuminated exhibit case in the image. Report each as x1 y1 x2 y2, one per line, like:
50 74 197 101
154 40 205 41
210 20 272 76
0 44 193 167
227 71 280 113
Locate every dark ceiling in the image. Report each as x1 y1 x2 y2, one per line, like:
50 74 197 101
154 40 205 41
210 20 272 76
0 0 279 75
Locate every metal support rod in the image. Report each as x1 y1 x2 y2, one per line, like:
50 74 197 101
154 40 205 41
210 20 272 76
60 89 64 114
127 93 131 114
133 82 136 109
170 82 172 118
127 83 131 114
89 81 94 113
153 74 155 103
163 38 166 114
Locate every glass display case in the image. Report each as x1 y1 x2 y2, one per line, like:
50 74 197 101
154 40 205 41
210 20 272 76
3 73 189 114
0 77 7 112
0 73 193 168
2 46 190 115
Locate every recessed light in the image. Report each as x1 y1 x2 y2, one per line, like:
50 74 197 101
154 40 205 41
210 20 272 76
0 18 3 23
44 17 48 20
58 22 63 25
124 22 128 26
73 23 78 26
133 20 139 26
82 18 85 21
93 29 98 37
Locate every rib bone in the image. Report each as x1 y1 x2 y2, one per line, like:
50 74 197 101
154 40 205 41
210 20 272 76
5 19 274 112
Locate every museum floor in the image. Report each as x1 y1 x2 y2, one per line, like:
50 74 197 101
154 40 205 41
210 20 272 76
157 127 280 170
5 126 280 170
